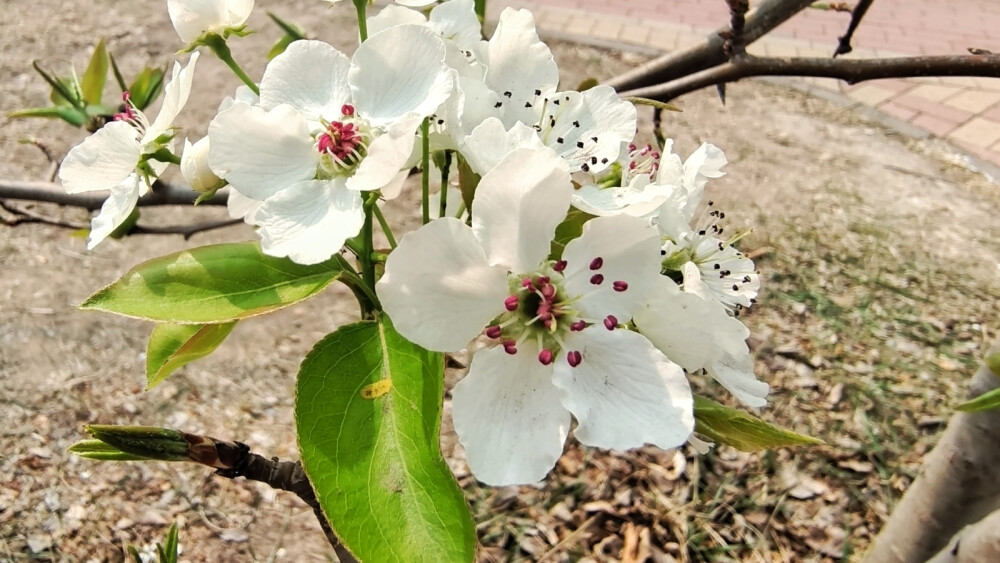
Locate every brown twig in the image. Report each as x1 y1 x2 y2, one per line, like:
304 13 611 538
0 200 88 229
0 179 228 210
129 218 244 240
606 0 817 92
187 434 360 563
621 53 1000 102
723 0 751 58
834 0 875 57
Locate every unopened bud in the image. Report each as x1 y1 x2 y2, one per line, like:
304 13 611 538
181 137 225 194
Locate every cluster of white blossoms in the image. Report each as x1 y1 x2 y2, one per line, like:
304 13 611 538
59 0 768 486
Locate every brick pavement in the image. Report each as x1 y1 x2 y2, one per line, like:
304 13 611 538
492 0 1000 167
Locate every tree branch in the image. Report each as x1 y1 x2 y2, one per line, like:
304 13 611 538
926 508 1000 563
186 434 361 563
0 179 228 210
605 0 817 92
834 0 875 57
620 53 1000 102
864 337 1000 563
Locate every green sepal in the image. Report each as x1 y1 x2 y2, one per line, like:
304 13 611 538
550 208 595 261
81 242 353 323
146 322 237 389
694 396 823 451
457 155 480 216
81 38 109 105
107 208 141 240
296 316 476 562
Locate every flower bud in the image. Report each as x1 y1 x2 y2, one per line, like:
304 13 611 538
181 137 225 194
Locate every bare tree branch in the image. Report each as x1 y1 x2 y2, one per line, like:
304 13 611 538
605 0 816 92
187 434 361 563
723 0 751 57
621 53 1000 102
927 508 1000 563
129 219 244 240
834 0 875 57
0 201 88 229
0 179 228 210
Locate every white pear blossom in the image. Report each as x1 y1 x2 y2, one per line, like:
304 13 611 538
456 8 636 174
377 147 694 485
208 27 453 264
180 137 224 194
59 53 199 249
167 0 254 44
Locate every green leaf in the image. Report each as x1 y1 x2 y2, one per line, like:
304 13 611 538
296 316 476 562
81 38 109 105
266 11 308 59
550 208 594 260
6 105 88 127
146 322 237 389
694 396 823 451
987 353 1000 378
83 425 191 462
956 386 1000 412
81 242 351 323
69 439 150 461
128 66 165 111
160 523 180 563
625 97 683 112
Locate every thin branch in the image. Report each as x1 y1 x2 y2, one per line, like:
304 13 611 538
605 0 817 92
0 201 88 229
187 434 360 563
621 53 1000 102
0 179 228 210
834 0 875 57
723 0 751 57
130 218 244 240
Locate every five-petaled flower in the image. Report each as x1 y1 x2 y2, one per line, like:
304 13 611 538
58 53 199 249
207 27 453 264
377 147 695 485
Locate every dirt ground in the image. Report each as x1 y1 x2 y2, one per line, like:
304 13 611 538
2 1 1000 562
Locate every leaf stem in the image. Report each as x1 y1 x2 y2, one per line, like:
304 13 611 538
354 0 369 42
439 150 452 219
204 34 259 96
358 192 379 317
372 203 397 249
421 117 431 224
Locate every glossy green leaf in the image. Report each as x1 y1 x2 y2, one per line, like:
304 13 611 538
694 396 823 451
81 38 109 105
81 242 351 323
296 316 476 562
146 322 237 389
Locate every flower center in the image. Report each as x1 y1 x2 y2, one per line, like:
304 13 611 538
316 104 372 177
627 143 660 177
483 256 631 368
112 91 148 141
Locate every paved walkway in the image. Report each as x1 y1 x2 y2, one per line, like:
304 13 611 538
493 0 1000 168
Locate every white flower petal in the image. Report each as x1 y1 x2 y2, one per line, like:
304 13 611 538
472 147 571 272
87 175 142 250
59 122 141 194
259 40 351 120
396 0 436 7
208 103 318 201
226 189 262 224
345 115 421 191
144 52 199 144
485 8 558 127
429 0 481 50
563 215 662 320
553 329 693 450
460 118 545 175
368 5 426 38
255 180 363 265
633 278 748 372
168 0 253 43
681 142 727 210
452 345 570 485
180 137 223 193
707 348 770 407
351 25 453 125
377 217 509 351
571 176 677 218
542 86 636 174
691 238 760 310
379 168 411 201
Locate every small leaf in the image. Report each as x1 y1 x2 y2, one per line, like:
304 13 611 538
83 425 191 462
69 439 150 461
81 38 109 105
625 97 683 112
129 66 166 111
694 396 823 451
109 53 128 93
81 242 351 323
987 353 1000 378
550 208 594 260
146 322 237 389
956 386 1000 413
6 106 88 127
161 523 180 563
296 316 476 562
266 11 308 59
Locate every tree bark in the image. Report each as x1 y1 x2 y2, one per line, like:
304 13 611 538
926 508 1000 563
605 0 816 93
864 337 1000 563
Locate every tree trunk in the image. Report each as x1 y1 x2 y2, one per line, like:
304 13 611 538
925 508 1000 563
864 338 1000 563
